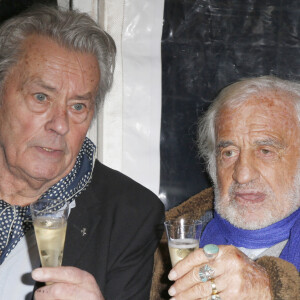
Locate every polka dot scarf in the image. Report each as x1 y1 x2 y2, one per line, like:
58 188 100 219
0 137 96 265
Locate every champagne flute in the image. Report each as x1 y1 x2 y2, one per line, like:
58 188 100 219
30 199 69 270
164 218 201 266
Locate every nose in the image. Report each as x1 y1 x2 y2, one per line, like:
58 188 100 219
232 150 259 184
45 104 69 136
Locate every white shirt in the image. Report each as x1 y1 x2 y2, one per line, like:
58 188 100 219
0 201 76 300
0 230 40 300
238 239 288 260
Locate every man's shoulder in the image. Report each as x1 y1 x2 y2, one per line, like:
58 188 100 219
88 159 164 210
166 187 214 221
91 159 155 193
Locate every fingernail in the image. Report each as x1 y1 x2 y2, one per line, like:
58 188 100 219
32 268 43 280
170 298 176 300
168 286 176 296
168 270 177 280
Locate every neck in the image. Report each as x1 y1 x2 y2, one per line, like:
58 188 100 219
0 165 53 207
0 179 46 206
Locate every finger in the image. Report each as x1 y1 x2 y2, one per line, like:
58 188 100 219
168 249 209 281
169 263 223 296
34 282 100 300
32 267 95 286
170 277 225 300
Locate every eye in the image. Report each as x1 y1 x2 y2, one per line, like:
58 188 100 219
223 150 235 157
261 148 270 155
34 93 47 102
72 103 85 111
224 150 233 157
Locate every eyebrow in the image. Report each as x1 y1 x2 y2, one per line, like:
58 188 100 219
28 79 57 92
217 140 235 149
254 138 285 149
28 79 93 100
73 92 93 100
216 138 285 150
216 140 235 155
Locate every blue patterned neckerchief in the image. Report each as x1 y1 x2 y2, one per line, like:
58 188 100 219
0 137 96 265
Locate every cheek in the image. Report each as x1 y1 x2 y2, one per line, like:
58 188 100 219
66 126 89 152
259 162 296 201
217 166 233 194
283 152 300 178
12 116 41 143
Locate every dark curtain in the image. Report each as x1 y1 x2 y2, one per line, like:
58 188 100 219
160 0 300 210
0 0 58 23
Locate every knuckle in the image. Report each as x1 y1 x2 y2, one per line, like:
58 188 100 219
64 266 77 277
52 284 68 297
188 248 203 267
192 282 209 296
192 266 201 282
86 290 100 300
82 270 96 283
226 244 237 253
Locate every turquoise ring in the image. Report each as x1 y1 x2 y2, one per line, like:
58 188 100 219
203 244 219 260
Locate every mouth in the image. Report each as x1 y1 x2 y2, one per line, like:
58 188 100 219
36 146 64 157
234 191 266 204
42 147 55 152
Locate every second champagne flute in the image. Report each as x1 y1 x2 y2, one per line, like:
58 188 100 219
164 218 202 266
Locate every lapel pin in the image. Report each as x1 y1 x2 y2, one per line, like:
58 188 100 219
81 227 87 236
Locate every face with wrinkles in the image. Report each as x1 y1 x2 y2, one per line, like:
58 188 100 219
0 34 100 192
215 93 300 229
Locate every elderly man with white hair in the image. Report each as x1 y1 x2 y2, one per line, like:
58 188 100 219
151 75 300 300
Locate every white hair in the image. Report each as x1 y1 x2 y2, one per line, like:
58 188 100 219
197 75 300 183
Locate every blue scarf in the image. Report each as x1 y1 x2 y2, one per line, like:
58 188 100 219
200 208 300 271
0 137 95 265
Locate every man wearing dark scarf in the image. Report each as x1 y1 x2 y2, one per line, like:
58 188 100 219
0 5 164 300
152 76 300 300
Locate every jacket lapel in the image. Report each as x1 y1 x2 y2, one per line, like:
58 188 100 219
62 188 103 266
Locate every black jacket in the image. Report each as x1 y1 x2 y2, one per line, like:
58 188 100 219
35 160 165 300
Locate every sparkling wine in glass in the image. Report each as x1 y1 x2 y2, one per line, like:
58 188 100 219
164 219 201 266
30 199 69 269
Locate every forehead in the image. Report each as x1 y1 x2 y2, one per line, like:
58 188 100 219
14 34 100 86
215 93 299 141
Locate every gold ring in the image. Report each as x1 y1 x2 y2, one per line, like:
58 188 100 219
211 279 218 295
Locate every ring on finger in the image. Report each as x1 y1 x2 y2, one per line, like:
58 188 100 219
203 244 219 260
198 264 215 282
211 295 221 300
210 279 218 295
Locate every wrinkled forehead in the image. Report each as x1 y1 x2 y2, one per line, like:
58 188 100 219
21 34 98 68
6 34 100 93
215 92 300 138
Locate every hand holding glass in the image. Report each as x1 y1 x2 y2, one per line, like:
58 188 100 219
164 219 201 266
30 199 69 268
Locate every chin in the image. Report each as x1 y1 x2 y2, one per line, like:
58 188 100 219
215 197 299 230
27 166 63 182
214 178 300 230
216 203 275 229
215 189 280 230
